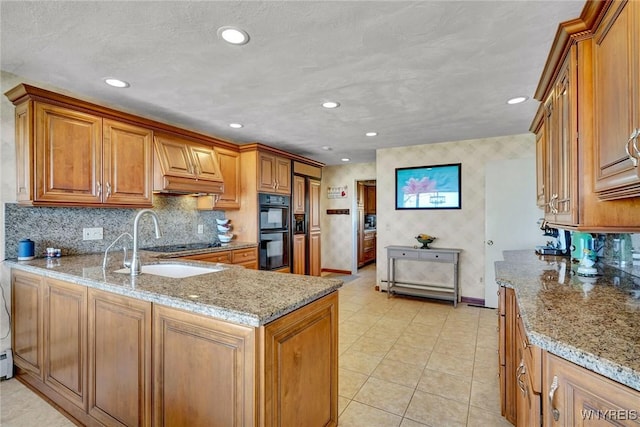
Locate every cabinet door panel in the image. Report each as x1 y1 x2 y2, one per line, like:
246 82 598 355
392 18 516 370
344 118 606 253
293 234 306 275
191 144 223 182
263 292 338 427
12 271 44 378
153 133 196 178
293 175 306 214
35 103 102 203
309 231 322 277
309 179 321 232
88 289 151 427
258 152 277 192
594 0 640 194
44 278 87 410
544 352 640 427
275 157 291 194
215 147 241 209
153 305 255 427
103 119 152 206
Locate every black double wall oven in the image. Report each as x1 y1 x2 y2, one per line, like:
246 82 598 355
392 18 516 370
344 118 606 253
258 193 290 271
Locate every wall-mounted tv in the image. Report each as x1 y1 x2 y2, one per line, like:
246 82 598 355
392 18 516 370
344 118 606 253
395 163 461 210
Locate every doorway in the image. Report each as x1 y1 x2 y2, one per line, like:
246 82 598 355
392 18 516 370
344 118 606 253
355 180 377 271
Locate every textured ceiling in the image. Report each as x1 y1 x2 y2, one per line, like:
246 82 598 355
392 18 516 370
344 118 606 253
1 1 584 165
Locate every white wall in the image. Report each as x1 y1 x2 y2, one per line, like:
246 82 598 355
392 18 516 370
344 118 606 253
375 134 536 300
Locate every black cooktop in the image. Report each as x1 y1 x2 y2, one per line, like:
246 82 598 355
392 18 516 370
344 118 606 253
141 242 222 253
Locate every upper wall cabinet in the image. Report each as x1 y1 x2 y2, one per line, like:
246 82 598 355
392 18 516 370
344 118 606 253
593 0 640 200
153 132 224 194
197 146 241 210
8 90 153 207
530 1 640 231
258 151 291 195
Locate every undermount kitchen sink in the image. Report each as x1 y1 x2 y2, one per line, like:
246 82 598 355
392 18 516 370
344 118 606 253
114 263 224 278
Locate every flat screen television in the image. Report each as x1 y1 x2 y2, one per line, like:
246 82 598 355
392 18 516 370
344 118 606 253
395 163 461 210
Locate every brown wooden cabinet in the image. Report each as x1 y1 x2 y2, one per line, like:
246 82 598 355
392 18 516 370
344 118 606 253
515 310 541 427
498 285 518 425
534 117 547 208
262 292 338 427
293 175 306 214
593 0 640 200
11 270 44 379
153 132 224 194
292 234 306 275
44 278 88 411
9 97 153 207
103 119 154 206
88 289 151 427
153 304 256 427
258 151 291 195
365 185 376 214
197 146 242 210
11 267 339 427
543 352 640 426
309 179 322 276
542 50 578 226
179 247 258 270
530 2 640 232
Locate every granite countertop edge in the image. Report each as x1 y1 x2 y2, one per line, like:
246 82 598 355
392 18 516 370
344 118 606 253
495 252 640 392
4 255 343 328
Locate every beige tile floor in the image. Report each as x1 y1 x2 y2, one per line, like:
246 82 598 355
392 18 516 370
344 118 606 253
0 264 510 426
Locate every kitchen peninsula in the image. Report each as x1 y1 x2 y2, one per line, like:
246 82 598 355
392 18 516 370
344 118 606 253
6 253 342 426
495 250 639 426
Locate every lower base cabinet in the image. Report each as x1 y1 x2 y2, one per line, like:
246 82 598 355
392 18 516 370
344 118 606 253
12 269 338 427
500 284 640 427
88 289 151 427
543 352 640 427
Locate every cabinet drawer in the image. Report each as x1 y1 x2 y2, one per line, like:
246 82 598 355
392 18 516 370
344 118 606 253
418 251 455 263
231 248 257 264
387 249 420 260
181 251 231 264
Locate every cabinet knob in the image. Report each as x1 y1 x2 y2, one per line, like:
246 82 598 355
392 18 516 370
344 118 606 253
106 182 112 197
96 181 102 197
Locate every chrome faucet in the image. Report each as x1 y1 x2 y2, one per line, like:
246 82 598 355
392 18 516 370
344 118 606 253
126 209 162 276
102 232 133 270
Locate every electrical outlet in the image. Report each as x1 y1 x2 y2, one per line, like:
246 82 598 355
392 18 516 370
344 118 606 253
83 227 103 241
197 224 204 234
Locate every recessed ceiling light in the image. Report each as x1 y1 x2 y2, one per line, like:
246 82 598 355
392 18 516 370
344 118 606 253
365 132 378 137
341 158 350 162
104 78 129 88
229 123 243 129
321 146 332 151
322 101 340 109
507 96 528 105
218 26 250 45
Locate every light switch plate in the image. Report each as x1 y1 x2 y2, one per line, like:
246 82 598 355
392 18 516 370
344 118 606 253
197 224 204 234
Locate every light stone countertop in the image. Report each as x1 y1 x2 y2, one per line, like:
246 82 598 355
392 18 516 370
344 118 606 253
495 250 640 392
4 252 343 327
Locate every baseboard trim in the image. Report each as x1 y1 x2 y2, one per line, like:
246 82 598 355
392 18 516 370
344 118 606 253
321 268 351 275
461 296 485 306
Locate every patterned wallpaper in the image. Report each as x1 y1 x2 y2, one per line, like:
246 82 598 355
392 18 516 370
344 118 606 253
320 134 537 300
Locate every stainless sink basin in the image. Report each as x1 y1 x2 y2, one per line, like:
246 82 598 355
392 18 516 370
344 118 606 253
114 263 224 278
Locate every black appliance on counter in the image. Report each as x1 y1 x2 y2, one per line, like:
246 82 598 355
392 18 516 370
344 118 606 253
258 193 290 270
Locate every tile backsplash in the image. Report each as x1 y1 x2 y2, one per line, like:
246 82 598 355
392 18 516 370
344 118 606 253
4 195 226 259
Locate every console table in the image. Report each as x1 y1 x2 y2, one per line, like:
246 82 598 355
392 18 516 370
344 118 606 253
386 246 462 307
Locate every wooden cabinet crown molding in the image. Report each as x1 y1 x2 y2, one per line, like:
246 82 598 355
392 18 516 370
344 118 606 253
5 83 239 151
533 0 607 101
238 142 325 169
